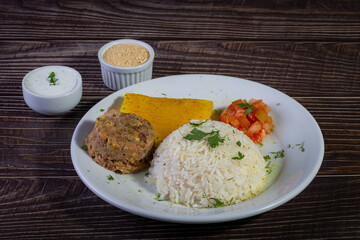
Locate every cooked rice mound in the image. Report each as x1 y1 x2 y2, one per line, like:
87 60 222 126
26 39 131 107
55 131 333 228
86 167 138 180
147 120 267 208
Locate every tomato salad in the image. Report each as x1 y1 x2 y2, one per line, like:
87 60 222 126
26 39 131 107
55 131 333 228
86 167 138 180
220 99 274 144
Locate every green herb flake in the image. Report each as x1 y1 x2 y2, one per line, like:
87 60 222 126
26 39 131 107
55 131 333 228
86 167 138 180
184 128 225 148
227 177 233 181
258 143 263 147
238 102 254 115
207 131 225 148
271 149 285 159
277 102 281 106
48 72 58 86
265 161 271 168
229 197 234 204
263 155 271 161
184 128 210 140
236 141 241 147
100 109 105 112
209 197 225 207
297 141 305 152
107 175 114 181
80 145 88 150
232 151 245 160
189 121 204 127
154 193 168 201
145 172 150 177
287 144 291 148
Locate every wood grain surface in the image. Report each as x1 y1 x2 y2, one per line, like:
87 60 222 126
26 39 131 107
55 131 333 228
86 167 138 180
1 0 360 40
0 177 358 239
0 0 359 239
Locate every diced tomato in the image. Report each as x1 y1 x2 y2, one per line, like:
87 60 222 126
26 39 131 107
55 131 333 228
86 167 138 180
231 99 246 111
219 112 229 123
263 121 273 134
247 112 258 123
219 105 235 123
251 129 266 144
238 115 251 128
219 98 274 143
254 108 268 123
229 116 241 128
235 109 245 118
266 116 273 124
248 121 262 135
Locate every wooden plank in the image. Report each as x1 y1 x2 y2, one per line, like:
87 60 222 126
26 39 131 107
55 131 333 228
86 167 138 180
1 1 360 41
1 40 359 97
0 97 359 176
0 176 358 239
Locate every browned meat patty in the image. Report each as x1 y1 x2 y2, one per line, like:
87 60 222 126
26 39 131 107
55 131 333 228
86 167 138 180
86 109 155 173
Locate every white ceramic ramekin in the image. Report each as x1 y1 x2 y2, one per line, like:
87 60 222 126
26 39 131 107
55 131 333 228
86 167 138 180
22 66 82 116
98 39 155 90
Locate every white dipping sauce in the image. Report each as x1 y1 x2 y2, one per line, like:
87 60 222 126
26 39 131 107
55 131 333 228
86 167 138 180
24 66 77 96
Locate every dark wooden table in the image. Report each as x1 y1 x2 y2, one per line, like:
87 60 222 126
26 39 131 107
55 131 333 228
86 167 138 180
1 1 360 239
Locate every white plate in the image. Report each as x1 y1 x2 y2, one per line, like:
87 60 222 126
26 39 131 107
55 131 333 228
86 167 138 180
71 74 324 224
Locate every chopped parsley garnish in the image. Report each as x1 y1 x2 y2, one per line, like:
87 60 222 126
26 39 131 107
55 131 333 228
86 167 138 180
263 155 271 161
236 141 241 147
238 102 254 115
184 128 211 140
100 109 105 112
265 159 273 174
80 145 88 150
265 161 271 168
189 121 204 127
209 197 225 207
155 193 168 201
288 144 292 148
227 177 233 181
258 143 263 147
277 102 281 106
145 172 150 177
48 72 58 86
184 128 225 148
271 149 285 159
296 141 305 152
232 151 245 160
107 175 114 181
207 131 225 148
229 197 234 204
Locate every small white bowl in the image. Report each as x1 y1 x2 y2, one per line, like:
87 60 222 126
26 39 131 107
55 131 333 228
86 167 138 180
22 66 82 116
98 39 155 90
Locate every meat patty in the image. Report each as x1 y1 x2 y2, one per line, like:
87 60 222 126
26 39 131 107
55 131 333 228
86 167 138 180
86 109 155 173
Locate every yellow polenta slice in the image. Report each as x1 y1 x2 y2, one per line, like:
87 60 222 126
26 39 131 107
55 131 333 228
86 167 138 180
120 93 213 145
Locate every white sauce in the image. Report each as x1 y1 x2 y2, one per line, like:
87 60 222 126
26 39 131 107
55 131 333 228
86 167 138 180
24 66 77 96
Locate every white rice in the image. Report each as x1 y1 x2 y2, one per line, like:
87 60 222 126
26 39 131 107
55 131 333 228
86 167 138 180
147 120 267 208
